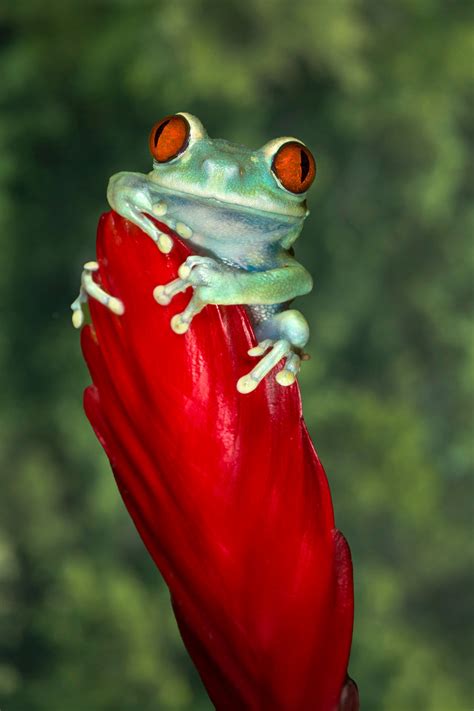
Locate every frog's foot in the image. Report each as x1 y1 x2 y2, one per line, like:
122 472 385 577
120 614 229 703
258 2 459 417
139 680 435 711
237 339 292 394
153 277 202 333
248 341 301 386
238 308 310 393
154 272 206 333
71 261 124 329
128 204 174 254
154 255 226 333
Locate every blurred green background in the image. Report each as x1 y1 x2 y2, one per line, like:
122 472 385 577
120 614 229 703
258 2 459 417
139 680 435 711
0 1 472 709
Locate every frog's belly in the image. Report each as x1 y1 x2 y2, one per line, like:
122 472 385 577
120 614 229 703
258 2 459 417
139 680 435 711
247 302 289 325
156 191 298 263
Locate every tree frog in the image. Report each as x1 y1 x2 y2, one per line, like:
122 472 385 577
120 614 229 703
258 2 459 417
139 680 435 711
72 113 316 393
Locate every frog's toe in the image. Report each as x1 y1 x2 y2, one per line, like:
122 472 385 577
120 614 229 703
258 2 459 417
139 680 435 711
248 339 273 357
71 300 85 329
238 341 303 393
156 232 173 253
171 314 191 334
175 221 193 240
178 263 192 280
275 369 296 387
151 199 168 217
153 278 188 306
153 285 171 305
178 256 218 280
81 263 124 315
275 352 301 387
169 294 205 335
108 297 125 315
71 261 124 329
236 374 260 394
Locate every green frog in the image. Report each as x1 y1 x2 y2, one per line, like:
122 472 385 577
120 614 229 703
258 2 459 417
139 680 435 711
72 112 316 393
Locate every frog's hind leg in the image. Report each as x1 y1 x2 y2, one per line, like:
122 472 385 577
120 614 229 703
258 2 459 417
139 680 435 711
237 309 309 393
71 261 124 328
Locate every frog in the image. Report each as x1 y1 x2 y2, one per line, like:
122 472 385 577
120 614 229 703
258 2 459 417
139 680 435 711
71 112 316 393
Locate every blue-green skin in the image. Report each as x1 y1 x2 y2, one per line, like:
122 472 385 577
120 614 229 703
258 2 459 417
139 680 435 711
106 113 314 391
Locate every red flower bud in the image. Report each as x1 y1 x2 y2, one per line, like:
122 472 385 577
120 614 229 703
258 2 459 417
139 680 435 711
81 212 356 710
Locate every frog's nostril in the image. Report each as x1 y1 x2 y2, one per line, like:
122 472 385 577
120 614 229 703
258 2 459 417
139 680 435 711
202 158 215 174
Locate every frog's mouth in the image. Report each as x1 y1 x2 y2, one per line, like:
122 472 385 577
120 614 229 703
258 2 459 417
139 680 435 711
148 179 308 221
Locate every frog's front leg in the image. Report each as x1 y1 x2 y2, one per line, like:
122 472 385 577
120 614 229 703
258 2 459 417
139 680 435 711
107 172 174 254
71 261 124 328
152 257 222 334
153 255 312 391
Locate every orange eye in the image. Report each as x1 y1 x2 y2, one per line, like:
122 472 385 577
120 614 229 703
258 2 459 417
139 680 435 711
272 141 316 194
149 115 190 162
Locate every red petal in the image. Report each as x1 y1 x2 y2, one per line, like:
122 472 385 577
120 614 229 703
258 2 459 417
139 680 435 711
81 211 355 710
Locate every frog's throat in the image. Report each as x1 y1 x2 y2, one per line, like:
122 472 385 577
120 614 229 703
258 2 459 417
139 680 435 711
148 179 308 221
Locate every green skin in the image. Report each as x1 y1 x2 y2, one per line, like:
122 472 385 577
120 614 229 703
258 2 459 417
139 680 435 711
74 113 315 393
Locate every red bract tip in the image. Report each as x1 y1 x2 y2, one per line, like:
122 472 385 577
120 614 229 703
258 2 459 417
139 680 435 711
81 211 356 711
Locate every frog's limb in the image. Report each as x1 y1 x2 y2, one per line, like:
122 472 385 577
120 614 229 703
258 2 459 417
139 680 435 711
237 309 309 392
154 277 205 332
107 172 173 254
71 261 124 329
180 254 313 306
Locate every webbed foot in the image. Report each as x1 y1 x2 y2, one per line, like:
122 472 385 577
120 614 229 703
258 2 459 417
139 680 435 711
71 261 124 328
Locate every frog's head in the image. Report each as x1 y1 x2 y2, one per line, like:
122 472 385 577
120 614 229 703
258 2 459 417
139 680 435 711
147 113 316 250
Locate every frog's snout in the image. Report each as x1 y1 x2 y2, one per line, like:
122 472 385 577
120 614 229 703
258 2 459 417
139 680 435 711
202 157 244 182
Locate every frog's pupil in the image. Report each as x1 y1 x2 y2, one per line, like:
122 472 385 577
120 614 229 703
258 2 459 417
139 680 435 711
300 149 310 183
154 119 170 147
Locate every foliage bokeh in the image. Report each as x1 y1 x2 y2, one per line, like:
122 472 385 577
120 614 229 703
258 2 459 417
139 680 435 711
0 1 472 709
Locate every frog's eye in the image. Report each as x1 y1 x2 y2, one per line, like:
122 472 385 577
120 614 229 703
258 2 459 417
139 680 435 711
149 115 190 163
271 141 316 194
